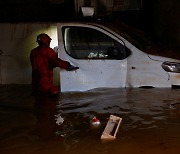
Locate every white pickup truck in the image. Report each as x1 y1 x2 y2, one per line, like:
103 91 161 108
56 21 180 92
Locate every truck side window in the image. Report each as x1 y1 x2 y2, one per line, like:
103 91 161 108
62 26 130 59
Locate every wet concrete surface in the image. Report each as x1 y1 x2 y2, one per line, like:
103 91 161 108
0 84 180 154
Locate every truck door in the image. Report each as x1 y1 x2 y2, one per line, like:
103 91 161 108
57 23 130 92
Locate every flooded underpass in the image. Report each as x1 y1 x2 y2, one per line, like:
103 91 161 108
0 85 180 154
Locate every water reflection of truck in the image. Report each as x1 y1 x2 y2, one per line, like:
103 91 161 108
57 21 180 92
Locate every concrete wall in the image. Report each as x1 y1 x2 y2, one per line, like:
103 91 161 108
0 23 59 85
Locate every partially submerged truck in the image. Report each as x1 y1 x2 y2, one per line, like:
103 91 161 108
56 21 180 92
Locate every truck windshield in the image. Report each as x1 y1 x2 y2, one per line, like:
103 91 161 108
103 22 155 52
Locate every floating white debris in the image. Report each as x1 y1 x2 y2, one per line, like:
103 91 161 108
169 102 180 110
55 114 64 125
101 115 122 141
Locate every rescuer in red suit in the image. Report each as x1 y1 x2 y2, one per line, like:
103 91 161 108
30 33 78 96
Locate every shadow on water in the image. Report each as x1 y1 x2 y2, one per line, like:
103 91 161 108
0 85 180 154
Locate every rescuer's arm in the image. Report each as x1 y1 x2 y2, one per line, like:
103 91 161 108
48 48 79 71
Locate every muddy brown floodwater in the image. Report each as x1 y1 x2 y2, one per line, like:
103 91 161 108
0 85 180 154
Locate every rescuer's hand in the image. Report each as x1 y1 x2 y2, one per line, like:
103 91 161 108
66 65 79 71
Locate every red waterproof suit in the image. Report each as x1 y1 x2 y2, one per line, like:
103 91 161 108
30 45 70 96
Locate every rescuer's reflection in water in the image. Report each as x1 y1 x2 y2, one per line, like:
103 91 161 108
33 96 60 140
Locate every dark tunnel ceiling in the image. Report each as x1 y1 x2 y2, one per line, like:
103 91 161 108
0 0 179 50
0 0 73 22
0 0 65 4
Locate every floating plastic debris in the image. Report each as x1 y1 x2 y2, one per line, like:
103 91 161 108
55 114 64 125
169 102 180 110
101 115 122 142
90 116 101 128
169 104 176 110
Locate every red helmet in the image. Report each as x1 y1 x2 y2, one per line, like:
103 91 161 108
36 33 52 45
